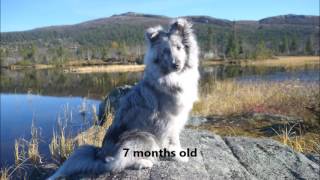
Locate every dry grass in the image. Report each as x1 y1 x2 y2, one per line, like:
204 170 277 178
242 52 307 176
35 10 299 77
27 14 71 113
193 80 320 120
13 119 42 165
272 124 320 154
49 104 113 164
28 120 42 164
76 105 113 146
14 139 26 166
244 56 319 67
64 64 145 74
1 120 44 179
0 168 10 180
190 125 262 138
49 129 75 164
201 56 319 67
8 64 54 70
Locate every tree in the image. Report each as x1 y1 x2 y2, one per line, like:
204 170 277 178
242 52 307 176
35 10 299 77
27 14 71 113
0 48 6 66
111 41 119 49
225 34 236 59
85 48 92 61
279 36 289 54
120 42 129 56
0 48 8 59
254 40 272 59
304 38 313 55
75 47 83 59
289 37 298 54
101 46 109 60
206 26 214 52
238 38 244 54
20 44 37 63
225 22 243 59
56 46 66 63
271 39 279 54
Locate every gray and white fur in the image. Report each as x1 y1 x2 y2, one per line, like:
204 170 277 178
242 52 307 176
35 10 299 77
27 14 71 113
48 19 199 179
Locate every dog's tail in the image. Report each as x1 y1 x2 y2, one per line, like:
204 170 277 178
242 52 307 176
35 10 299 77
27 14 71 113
47 145 113 180
48 131 160 179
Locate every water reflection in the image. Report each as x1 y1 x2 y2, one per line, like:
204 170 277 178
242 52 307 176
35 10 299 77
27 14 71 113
1 69 142 99
1 64 319 99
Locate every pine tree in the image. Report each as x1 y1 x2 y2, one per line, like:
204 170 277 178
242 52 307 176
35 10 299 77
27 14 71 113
304 38 313 55
101 46 109 60
20 44 37 63
238 38 244 54
206 26 214 52
279 36 289 54
289 37 298 54
56 46 65 63
225 22 245 59
255 40 271 59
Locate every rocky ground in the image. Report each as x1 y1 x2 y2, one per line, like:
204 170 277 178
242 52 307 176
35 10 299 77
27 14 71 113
69 129 319 180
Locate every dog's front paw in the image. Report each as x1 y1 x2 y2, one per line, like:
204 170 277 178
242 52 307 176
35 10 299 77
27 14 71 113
172 148 189 162
133 159 154 169
171 147 189 162
174 154 189 162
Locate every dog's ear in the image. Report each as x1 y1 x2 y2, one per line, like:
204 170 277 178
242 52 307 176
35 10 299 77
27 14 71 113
145 26 163 44
169 19 193 47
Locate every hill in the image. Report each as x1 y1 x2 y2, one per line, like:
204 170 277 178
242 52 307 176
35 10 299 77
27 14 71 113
1 13 319 65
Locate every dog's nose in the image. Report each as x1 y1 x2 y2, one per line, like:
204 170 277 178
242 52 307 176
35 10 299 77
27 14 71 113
172 63 180 70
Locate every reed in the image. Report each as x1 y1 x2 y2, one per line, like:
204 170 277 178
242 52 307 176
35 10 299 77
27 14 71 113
49 117 76 164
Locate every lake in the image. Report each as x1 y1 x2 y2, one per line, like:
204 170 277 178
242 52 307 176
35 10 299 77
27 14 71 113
1 62 319 167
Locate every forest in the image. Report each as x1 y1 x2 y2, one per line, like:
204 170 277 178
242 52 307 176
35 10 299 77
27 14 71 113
1 13 319 66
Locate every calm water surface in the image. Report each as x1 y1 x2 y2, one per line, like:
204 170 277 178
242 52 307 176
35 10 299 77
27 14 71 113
1 63 319 167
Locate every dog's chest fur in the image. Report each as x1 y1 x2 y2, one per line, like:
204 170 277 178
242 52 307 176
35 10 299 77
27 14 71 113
144 67 199 134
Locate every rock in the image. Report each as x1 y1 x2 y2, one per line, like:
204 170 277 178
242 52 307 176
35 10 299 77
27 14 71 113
68 129 319 180
306 154 320 165
207 113 304 126
98 85 132 125
224 137 319 180
187 116 208 126
248 113 304 124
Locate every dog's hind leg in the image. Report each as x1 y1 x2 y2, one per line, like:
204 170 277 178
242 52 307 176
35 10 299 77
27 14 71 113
103 130 160 172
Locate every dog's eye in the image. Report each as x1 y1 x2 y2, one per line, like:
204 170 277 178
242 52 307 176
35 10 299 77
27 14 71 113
177 46 181 50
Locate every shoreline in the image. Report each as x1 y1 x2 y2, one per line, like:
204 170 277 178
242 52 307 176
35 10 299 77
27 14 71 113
63 64 145 73
202 56 319 66
2 56 319 73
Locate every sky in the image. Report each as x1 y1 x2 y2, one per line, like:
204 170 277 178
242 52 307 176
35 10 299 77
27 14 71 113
1 0 319 32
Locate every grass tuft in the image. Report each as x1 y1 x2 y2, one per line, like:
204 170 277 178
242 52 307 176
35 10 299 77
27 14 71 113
272 123 320 153
0 167 10 180
27 120 42 164
49 118 75 164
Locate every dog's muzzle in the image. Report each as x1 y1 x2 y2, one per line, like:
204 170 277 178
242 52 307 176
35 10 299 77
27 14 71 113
172 63 181 70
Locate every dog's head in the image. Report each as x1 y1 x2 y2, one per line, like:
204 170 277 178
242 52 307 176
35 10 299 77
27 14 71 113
144 19 194 74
